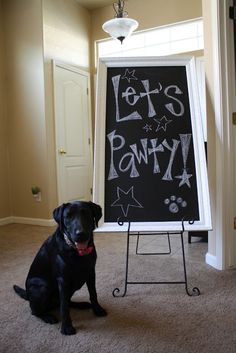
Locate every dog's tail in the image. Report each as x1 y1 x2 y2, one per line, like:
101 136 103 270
13 285 28 300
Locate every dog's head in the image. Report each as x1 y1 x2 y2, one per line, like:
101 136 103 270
53 201 102 252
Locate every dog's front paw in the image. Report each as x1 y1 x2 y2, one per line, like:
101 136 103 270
92 305 107 317
61 324 76 335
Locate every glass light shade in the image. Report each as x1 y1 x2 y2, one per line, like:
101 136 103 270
102 18 139 43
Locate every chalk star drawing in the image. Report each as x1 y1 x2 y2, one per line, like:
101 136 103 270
164 195 187 214
154 116 172 132
175 169 193 188
143 124 152 133
121 69 138 83
111 186 143 217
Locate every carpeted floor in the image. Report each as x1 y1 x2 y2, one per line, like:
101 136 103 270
0 223 236 353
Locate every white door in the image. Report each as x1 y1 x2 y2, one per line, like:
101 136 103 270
54 63 93 204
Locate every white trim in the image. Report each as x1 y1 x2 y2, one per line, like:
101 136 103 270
96 18 204 66
195 57 207 141
53 60 90 76
205 252 219 270
222 0 236 268
209 0 224 270
11 217 56 226
207 0 236 269
216 0 235 269
0 217 13 226
94 55 211 232
0 217 56 227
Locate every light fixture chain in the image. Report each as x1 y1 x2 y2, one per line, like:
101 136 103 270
113 0 127 18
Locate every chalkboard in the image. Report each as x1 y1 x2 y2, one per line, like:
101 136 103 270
93 56 211 232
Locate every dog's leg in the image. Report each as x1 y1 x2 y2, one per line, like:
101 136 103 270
27 278 58 324
57 279 76 335
86 271 107 317
69 301 92 309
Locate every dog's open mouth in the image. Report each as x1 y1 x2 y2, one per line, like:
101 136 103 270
64 233 93 256
75 241 89 251
74 240 93 256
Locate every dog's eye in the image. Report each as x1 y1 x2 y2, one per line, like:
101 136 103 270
65 209 77 219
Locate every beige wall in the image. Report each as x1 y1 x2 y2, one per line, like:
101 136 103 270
0 0 203 222
91 0 202 41
43 0 91 213
43 0 91 68
91 0 202 70
2 0 49 219
0 0 91 221
43 0 91 210
0 1 11 219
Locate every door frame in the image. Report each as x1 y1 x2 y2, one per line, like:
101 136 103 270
205 0 236 269
52 60 93 205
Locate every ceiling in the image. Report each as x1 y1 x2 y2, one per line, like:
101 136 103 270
75 0 114 10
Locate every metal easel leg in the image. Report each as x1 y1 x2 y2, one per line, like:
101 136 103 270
112 221 131 297
180 224 200 297
112 219 201 297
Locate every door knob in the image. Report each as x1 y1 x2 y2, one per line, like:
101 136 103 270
59 149 67 155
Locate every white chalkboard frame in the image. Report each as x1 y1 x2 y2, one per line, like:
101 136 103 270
93 56 212 232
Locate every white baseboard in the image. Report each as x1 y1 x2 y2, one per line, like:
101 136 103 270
0 217 13 226
0 217 56 227
205 252 220 270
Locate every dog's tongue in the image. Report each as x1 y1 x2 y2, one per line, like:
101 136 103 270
75 241 89 251
75 241 93 256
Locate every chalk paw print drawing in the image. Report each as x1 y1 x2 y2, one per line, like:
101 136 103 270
164 195 187 214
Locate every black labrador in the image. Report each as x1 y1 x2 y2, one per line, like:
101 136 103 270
13 201 107 335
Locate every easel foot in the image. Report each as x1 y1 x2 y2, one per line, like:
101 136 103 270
186 286 201 296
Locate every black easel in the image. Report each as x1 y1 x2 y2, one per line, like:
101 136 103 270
112 219 200 298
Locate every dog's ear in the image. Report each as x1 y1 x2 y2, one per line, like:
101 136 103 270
89 202 102 227
53 203 69 230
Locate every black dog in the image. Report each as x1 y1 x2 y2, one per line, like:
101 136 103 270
13 201 107 335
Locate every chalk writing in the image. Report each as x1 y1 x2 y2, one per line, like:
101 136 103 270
104 65 199 222
107 131 192 181
112 73 183 122
175 134 193 188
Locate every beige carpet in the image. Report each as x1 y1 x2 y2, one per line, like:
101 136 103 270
0 223 236 353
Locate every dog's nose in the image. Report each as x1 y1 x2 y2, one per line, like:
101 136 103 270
75 230 87 240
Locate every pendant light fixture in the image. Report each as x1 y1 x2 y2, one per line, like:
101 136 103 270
102 0 139 44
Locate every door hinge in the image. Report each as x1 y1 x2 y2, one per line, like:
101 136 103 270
229 6 236 20
90 187 93 195
87 87 89 95
88 138 91 145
